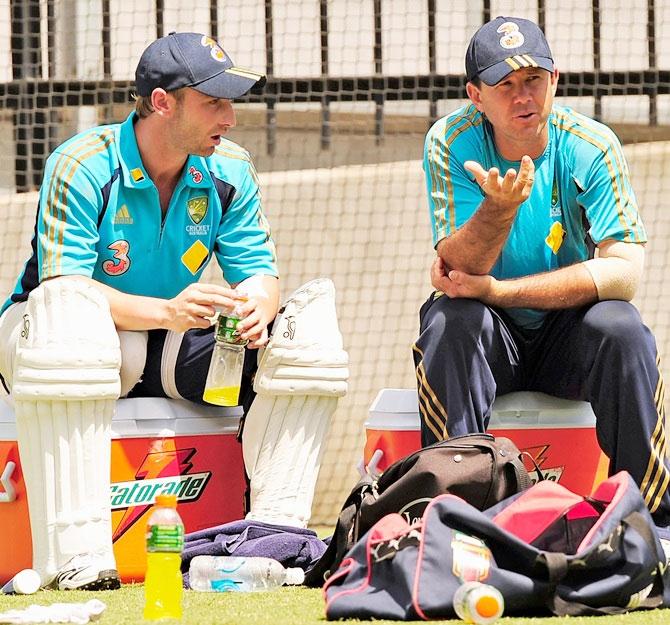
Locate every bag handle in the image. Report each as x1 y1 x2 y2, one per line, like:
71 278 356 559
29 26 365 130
304 474 374 587
519 450 545 485
486 441 535 507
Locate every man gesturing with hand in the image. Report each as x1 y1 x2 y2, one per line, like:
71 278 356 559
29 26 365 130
414 16 670 531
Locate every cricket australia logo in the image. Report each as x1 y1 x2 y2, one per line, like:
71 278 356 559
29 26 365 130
186 196 210 236
187 196 208 224
110 448 211 541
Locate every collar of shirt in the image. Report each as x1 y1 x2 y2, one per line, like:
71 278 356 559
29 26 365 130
116 112 213 191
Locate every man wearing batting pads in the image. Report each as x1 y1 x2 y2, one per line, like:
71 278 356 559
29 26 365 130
415 16 670 530
0 32 284 590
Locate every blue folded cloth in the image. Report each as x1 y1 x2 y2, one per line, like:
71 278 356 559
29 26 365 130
181 519 328 587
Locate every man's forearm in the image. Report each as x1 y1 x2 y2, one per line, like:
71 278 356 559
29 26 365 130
437 157 533 274
438 196 518 275
485 263 598 309
73 276 172 330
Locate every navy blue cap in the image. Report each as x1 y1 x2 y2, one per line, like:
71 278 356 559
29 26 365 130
465 16 554 86
135 32 266 98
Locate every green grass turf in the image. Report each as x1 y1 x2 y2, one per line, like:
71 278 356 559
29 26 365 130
1 585 670 625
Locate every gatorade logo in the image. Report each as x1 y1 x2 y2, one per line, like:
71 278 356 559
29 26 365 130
111 448 211 541
522 444 564 484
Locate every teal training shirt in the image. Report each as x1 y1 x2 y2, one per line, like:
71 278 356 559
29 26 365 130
423 104 646 329
2 112 277 314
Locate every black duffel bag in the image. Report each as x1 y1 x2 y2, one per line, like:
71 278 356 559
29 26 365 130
305 432 533 587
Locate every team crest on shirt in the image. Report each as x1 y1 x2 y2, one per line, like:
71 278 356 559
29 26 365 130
187 196 208 224
186 196 210 236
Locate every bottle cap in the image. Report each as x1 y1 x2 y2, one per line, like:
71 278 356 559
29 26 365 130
473 592 503 619
453 582 504 624
155 494 177 508
1 568 41 594
284 567 305 585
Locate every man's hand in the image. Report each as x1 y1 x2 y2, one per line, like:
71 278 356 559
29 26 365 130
464 154 535 211
235 297 275 348
431 256 497 302
435 156 535 276
165 283 244 333
233 274 280 348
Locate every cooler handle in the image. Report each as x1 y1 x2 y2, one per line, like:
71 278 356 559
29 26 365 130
0 461 16 503
356 449 384 478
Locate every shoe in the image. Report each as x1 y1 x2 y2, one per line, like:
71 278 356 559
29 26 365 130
48 553 120 591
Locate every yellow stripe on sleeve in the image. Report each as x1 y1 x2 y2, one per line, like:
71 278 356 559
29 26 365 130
426 107 481 239
551 110 643 242
43 130 115 276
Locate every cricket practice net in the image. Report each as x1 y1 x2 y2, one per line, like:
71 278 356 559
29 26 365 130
1 1 669 524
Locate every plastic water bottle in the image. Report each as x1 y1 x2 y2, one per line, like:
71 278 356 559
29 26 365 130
203 312 247 406
189 556 305 592
1 568 41 594
143 494 184 620
453 581 504 624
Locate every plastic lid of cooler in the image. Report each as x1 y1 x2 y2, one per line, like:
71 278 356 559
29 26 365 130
366 388 596 430
0 396 241 438
366 388 421 431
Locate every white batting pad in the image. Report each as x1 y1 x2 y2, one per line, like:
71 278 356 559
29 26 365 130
243 278 349 527
254 278 349 396
11 278 121 583
244 394 334 527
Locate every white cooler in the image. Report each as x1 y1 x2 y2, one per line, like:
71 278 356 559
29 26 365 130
364 389 609 495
